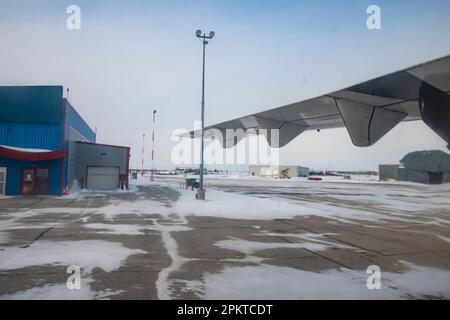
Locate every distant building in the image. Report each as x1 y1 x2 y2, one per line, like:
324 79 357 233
379 150 450 184
249 165 310 178
378 164 400 181
0 86 130 196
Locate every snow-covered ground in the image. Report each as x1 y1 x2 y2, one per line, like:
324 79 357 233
1 176 450 299
143 176 450 299
184 262 450 300
157 175 450 224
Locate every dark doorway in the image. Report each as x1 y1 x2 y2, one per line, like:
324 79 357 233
21 168 49 195
429 172 443 184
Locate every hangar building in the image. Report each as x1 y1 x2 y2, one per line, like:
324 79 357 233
379 150 450 184
0 86 130 196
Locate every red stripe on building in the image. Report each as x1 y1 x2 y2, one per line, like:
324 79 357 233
0 146 66 161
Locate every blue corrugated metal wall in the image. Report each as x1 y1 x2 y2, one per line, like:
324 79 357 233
0 123 61 150
0 86 63 124
0 158 61 196
0 86 63 150
64 102 96 144
0 86 64 195
0 86 97 195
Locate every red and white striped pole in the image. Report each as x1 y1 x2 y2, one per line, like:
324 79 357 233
151 110 156 181
141 133 145 176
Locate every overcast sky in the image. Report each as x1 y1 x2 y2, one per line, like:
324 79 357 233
1 0 450 171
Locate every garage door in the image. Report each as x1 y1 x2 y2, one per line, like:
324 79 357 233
87 167 119 190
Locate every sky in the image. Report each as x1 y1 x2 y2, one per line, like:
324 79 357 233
0 0 450 171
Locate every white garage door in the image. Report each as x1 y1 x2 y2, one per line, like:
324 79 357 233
87 167 119 190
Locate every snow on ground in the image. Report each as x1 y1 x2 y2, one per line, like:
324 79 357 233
156 177 450 299
184 262 450 300
81 223 155 235
0 240 144 272
100 177 450 234
0 239 144 300
168 185 448 226
437 235 450 244
65 185 140 199
179 173 381 182
0 278 125 300
162 174 450 214
173 188 303 220
0 211 65 245
1 280 97 300
205 174 381 183
88 199 168 220
155 220 192 300
215 234 349 255
2 176 450 299
70 179 194 300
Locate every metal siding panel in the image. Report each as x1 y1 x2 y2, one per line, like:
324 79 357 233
0 86 63 124
69 143 128 188
0 86 63 150
444 172 450 183
379 165 400 181
298 166 310 177
65 103 96 143
62 155 68 193
401 150 450 172
49 159 62 195
398 168 430 184
67 141 76 188
0 122 61 150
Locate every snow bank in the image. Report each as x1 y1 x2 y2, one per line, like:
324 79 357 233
173 188 302 220
171 188 383 222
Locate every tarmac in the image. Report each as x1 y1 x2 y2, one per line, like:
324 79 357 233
0 179 449 299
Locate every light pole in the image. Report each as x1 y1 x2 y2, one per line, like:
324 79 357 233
195 29 215 200
141 133 145 176
150 109 156 181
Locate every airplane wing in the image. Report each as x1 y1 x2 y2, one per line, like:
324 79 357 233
188 54 450 149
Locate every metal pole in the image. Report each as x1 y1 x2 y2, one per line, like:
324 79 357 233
151 110 156 181
195 29 214 200
200 37 206 192
141 133 145 176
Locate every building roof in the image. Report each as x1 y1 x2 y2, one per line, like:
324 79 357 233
75 141 130 150
400 150 450 173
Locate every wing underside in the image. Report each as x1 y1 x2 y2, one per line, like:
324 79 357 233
189 55 450 148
